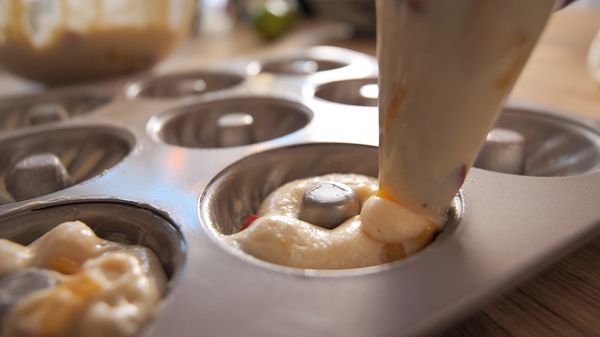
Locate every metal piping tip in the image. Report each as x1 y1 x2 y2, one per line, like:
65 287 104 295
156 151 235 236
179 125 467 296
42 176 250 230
217 112 256 147
298 181 360 229
27 103 69 126
475 128 527 175
5 153 74 201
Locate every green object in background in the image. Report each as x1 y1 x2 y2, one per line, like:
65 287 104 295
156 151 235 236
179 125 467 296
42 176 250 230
254 0 297 40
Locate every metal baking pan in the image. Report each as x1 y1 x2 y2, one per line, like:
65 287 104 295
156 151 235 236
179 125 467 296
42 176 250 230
1 46 600 337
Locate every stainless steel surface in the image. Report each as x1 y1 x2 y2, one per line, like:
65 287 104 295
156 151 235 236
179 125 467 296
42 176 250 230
298 181 360 229
126 71 245 99
0 92 111 132
476 106 600 176
27 103 69 126
149 96 312 148
0 125 133 202
474 128 527 175
0 46 599 337
260 57 347 75
6 153 73 201
216 112 256 147
315 77 378 106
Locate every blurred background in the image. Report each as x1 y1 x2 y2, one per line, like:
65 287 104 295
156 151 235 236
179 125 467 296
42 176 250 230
0 1 599 337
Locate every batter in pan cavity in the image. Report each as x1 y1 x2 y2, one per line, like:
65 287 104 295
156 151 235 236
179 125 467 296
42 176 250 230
228 174 435 269
0 221 166 337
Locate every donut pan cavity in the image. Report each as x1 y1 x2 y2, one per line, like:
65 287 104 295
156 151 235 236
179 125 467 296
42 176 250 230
1 46 600 337
0 91 112 132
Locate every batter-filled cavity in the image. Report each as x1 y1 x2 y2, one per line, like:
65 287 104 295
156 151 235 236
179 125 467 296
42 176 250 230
0 221 166 337
227 174 438 269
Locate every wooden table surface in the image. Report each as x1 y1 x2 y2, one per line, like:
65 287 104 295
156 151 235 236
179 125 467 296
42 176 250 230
0 6 599 337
